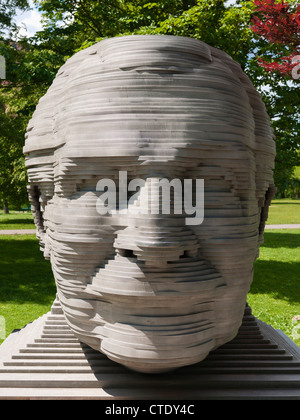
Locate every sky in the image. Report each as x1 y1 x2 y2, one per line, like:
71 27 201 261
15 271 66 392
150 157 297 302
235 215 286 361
14 0 43 38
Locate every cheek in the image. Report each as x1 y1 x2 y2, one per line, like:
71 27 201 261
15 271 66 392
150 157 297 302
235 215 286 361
44 194 117 288
48 232 116 298
192 219 259 285
190 174 260 278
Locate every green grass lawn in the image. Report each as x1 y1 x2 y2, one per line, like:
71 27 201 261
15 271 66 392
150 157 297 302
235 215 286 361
0 234 56 344
266 198 300 225
0 210 35 230
248 229 300 347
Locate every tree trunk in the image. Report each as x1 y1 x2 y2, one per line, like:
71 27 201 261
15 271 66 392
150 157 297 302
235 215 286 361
3 201 9 214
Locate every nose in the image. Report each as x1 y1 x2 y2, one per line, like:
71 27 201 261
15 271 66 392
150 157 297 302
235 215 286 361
114 226 199 266
114 177 199 266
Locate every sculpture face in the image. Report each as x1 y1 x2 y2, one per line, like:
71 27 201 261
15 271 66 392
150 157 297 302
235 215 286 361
24 35 275 373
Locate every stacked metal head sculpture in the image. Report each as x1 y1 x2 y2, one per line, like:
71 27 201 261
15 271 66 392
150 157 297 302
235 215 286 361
24 35 275 373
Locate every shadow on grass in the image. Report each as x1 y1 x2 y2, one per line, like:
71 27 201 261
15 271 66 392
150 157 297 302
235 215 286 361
261 231 300 249
0 235 56 305
270 202 300 205
251 259 300 304
251 231 300 304
0 218 34 227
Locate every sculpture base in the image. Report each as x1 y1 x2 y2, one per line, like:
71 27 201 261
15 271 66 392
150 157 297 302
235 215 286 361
1 299 300 400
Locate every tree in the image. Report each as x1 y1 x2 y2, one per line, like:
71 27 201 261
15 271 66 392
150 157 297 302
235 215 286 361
250 0 300 196
0 87 29 211
0 1 31 211
0 35 65 210
251 0 300 78
0 0 64 211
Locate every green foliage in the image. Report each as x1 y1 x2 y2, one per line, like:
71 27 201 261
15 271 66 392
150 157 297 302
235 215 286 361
258 75 300 196
246 4 300 197
0 24 65 210
0 85 30 208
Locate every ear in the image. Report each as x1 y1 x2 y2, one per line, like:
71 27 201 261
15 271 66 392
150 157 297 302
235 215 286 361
28 184 52 259
258 184 277 244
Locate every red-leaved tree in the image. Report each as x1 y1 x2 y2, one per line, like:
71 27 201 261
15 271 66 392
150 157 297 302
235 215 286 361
251 0 300 78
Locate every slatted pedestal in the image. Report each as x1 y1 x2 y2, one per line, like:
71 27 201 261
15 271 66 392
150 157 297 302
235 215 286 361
1 300 300 400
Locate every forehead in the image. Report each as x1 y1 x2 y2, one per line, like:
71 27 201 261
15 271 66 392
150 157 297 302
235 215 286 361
53 57 254 171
